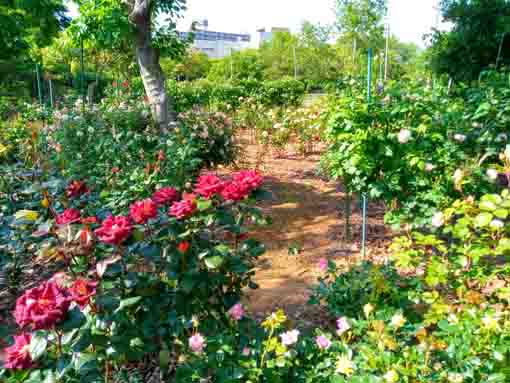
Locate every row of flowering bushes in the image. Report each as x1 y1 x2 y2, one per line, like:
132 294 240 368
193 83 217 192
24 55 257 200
322 73 510 228
0 168 269 381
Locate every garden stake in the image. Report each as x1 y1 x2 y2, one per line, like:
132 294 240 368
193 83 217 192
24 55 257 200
49 79 54 108
361 194 367 259
36 64 42 105
80 38 86 108
367 48 373 107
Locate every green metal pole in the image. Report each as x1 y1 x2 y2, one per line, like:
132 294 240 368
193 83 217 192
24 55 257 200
80 39 85 107
49 79 54 109
367 48 373 106
36 64 42 105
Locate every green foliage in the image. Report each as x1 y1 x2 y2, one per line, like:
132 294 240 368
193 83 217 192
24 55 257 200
430 0 510 81
310 262 415 319
0 0 69 60
169 78 307 114
322 73 510 227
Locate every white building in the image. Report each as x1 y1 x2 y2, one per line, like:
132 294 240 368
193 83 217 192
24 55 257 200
179 29 252 59
256 27 291 47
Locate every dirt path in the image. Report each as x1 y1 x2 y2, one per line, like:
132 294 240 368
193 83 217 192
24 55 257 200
238 140 392 322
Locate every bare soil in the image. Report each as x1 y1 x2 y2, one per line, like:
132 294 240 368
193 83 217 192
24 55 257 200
234 137 393 324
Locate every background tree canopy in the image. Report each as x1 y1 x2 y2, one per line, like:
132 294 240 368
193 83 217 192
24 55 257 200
0 0 69 61
429 0 510 81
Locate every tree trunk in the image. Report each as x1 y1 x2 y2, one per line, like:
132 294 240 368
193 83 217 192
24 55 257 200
129 0 176 132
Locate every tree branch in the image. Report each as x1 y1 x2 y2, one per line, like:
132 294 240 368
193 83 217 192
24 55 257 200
129 0 150 25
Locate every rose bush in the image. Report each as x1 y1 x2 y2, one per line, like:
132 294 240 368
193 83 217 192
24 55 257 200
0 169 268 382
322 73 510 227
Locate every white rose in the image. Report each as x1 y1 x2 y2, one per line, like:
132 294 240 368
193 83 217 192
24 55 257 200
453 169 464 185
454 134 466 142
384 370 399 383
425 163 435 172
448 373 464 383
398 129 412 144
490 219 504 229
486 169 498 181
432 212 444 228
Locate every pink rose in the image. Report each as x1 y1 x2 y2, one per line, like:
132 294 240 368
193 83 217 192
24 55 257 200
233 170 263 192
336 317 351 335
189 333 206 353
194 173 225 199
15 280 70 330
3 334 33 369
280 329 300 346
69 279 98 309
56 208 81 225
129 199 158 224
318 258 328 272
227 303 245 321
152 187 179 206
169 199 196 219
221 182 250 201
95 216 132 246
315 335 332 350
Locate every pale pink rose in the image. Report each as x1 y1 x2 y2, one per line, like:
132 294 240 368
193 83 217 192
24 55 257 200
315 335 332 350
280 329 300 346
189 333 206 353
318 258 328 272
336 317 351 335
228 303 245 321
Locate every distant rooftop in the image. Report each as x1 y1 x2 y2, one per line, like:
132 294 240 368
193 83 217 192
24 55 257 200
179 30 251 43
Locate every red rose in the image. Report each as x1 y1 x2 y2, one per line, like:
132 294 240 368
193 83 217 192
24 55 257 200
112 81 118 88
14 280 70 330
95 216 132 246
233 170 263 192
221 182 250 201
152 187 179 206
122 81 129 88
169 200 196 219
69 279 98 309
129 199 158 224
3 334 33 369
194 173 225 199
66 181 89 198
157 150 166 161
56 208 81 225
111 167 120 174
182 192 197 201
177 241 190 253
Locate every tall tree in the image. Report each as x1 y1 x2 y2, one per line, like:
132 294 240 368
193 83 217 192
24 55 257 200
0 0 69 61
335 0 387 73
70 0 187 131
430 0 510 81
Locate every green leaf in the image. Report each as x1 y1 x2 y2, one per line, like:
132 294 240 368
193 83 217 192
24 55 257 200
330 375 347 383
215 244 230 255
197 199 212 211
475 212 493 227
115 296 142 313
493 209 508 219
73 352 96 372
29 332 47 360
205 256 224 269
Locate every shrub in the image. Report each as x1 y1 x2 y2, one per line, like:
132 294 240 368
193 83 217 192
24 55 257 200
0 170 268 382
